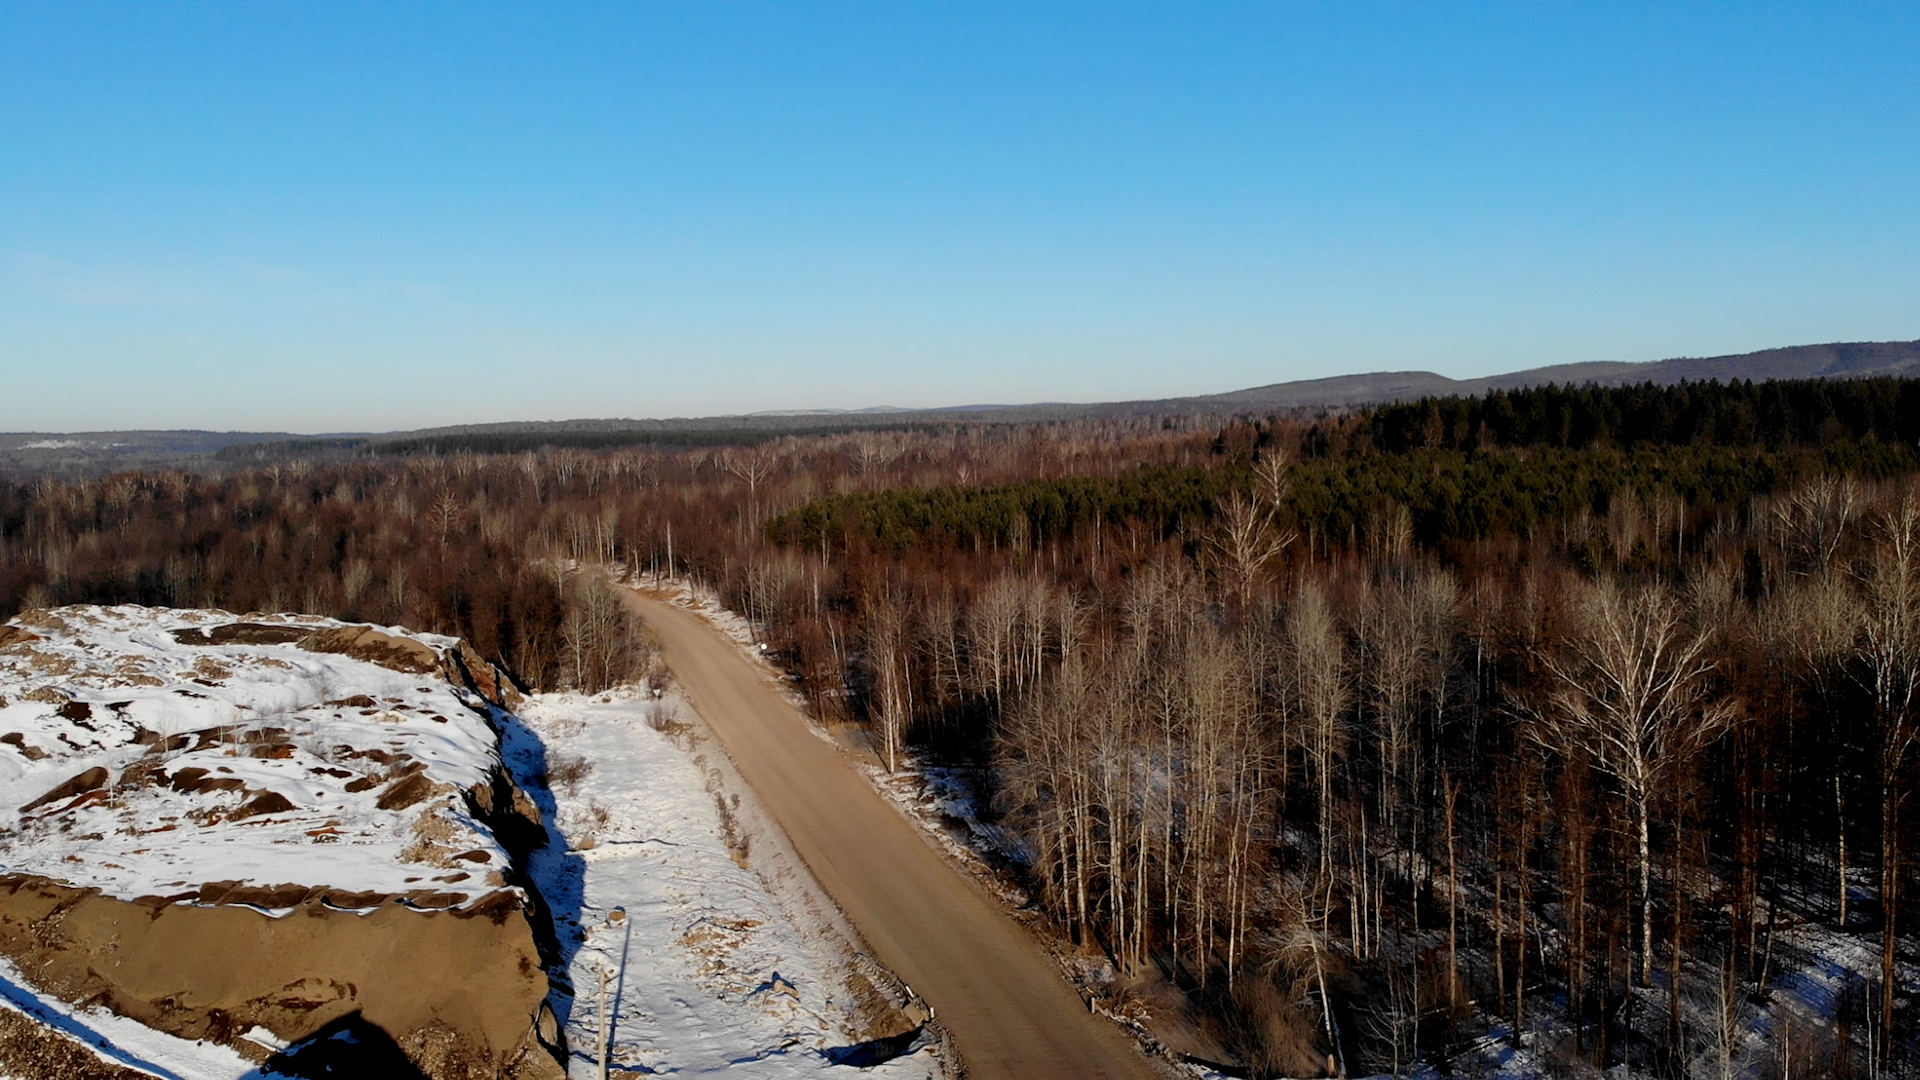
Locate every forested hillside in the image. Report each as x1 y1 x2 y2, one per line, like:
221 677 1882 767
1368 378 1920 453
1 382 1916 1078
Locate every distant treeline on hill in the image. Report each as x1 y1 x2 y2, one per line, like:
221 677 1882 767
1367 376 1920 453
370 427 805 455
767 465 1235 551
212 376 1920 465
215 422 936 461
213 437 370 463
769 441 1920 553
1292 441 1919 548
773 378 1920 553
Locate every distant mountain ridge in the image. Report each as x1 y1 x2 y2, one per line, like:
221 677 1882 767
367 337 1920 436
4 338 1916 475
723 338 1920 421
1059 338 1920 416
746 406 915 417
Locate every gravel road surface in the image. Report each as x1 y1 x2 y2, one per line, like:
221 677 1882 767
624 590 1162 1080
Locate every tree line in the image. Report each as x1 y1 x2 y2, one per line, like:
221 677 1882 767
767 458 1920 1077
772 434 1920 557
0 460 648 693
1367 376 1920 454
1 390 1917 1076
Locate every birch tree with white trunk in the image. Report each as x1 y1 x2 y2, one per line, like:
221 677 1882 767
1532 575 1736 986
1857 490 1920 1048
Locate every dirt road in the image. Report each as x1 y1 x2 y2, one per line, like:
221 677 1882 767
624 591 1162 1080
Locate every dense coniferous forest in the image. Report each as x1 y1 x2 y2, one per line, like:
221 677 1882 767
3 381 1918 1078
1367 377 1920 453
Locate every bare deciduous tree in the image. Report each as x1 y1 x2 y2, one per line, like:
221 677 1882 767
1774 475 1860 576
1206 491 1294 604
1858 489 1920 1046
1531 575 1736 985
1765 568 1861 925
1289 577 1350 890
864 589 914 772
721 447 779 527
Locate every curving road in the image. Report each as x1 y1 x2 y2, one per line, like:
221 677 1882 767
623 591 1162 1080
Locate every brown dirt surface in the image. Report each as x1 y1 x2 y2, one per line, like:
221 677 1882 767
377 771 443 810
170 622 312 647
231 789 297 819
624 590 1162 1080
295 625 441 674
0 874 563 1080
0 732 47 760
20 766 110 813
0 1006 154 1080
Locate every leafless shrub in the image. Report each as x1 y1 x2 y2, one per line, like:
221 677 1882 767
547 752 593 794
644 698 686 735
1227 975 1328 1080
570 800 613 847
644 658 675 696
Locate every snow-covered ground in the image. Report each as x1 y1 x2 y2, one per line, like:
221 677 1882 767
0 605 510 909
503 687 945 1079
0 603 942 1078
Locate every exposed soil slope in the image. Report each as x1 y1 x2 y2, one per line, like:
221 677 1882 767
623 590 1161 1080
0 875 551 1078
0 605 563 1079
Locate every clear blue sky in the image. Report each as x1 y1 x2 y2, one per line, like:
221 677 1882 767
3 3 1916 432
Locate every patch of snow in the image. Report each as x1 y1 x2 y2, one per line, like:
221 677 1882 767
238 1026 287 1051
0 956 269 1079
511 688 944 1078
0 605 512 910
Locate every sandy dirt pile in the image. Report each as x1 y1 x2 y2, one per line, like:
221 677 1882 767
0 605 563 1079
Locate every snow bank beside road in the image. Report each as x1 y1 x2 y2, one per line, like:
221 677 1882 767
512 689 944 1078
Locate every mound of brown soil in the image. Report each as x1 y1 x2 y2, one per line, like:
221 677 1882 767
170 622 313 647
0 874 563 1079
0 608 565 1078
295 625 442 674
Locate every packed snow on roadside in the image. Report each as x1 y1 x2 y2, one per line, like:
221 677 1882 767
508 687 945 1079
630 573 762 648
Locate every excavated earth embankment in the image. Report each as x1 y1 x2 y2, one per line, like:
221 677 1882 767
0 606 567 1079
